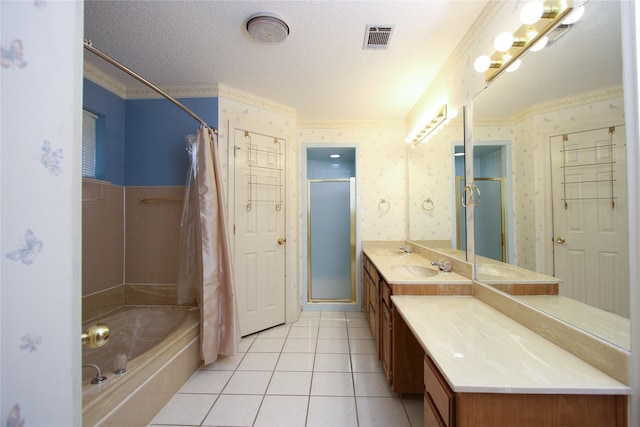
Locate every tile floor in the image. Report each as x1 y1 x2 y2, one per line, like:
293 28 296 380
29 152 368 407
149 311 424 427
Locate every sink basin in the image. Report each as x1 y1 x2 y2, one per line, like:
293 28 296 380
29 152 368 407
476 263 524 279
390 264 439 278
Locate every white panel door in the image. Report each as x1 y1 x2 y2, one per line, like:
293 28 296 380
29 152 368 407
233 129 286 336
550 126 628 317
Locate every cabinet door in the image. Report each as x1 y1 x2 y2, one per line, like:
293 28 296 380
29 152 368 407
381 301 392 383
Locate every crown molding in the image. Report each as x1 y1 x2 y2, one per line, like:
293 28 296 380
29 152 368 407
475 86 624 127
83 63 127 99
298 120 404 130
217 83 298 118
124 84 219 100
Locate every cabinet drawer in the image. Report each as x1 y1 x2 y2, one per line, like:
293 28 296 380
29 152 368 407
424 392 447 427
424 356 454 427
381 279 391 308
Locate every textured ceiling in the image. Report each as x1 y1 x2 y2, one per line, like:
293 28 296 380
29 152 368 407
83 0 489 122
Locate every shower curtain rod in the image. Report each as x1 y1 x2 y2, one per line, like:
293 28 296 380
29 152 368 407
83 40 216 132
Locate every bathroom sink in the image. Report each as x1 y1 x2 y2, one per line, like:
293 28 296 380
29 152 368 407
476 263 524 279
390 264 439 278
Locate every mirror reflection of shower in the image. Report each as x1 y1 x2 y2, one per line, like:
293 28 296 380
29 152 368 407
305 147 357 305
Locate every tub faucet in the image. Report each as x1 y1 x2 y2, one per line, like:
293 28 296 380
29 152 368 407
399 245 412 253
83 363 107 384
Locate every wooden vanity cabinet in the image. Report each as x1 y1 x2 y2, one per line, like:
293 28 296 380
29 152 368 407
423 353 628 427
362 254 379 353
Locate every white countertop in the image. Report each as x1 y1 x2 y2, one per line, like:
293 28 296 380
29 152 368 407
392 295 631 395
362 245 471 285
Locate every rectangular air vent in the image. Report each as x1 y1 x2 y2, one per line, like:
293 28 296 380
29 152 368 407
364 25 394 50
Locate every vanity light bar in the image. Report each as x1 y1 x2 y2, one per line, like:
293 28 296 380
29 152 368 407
484 0 574 83
411 105 448 146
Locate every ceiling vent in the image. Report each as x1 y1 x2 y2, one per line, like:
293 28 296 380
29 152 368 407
363 25 394 50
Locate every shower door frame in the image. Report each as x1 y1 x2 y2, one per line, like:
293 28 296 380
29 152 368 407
306 178 357 303
301 144 361 311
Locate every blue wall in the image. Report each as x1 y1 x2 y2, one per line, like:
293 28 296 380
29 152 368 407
125 97 218 186
83 79 126 185
82 78 218 186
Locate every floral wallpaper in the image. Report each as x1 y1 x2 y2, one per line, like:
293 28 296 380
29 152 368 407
1 1 83 425
298 125 407 241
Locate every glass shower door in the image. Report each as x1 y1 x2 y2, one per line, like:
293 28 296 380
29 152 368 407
307 178 355 302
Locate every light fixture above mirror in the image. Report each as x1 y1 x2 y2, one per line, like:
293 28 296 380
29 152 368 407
474 0 583 83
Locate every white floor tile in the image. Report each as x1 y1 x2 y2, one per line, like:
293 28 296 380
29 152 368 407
248 338 286 353
254 395 308 427
353 372 395 397
267 371 313 395
299 311 321 318
257 324 291 338
282 338 317 353
223 371 273 395
313 353 351 372
349 338 377 354
179 370 233 394
403 396 425 427
149 393 218 426
345 317 369 328
236 352 279 371
275 352 316 372
317 327 348 339
346 311 366 319
201 353 245 371
287 325 319 338
306 396 357 427
348 327 373 339
316 338 349 354
201 393 262 427
320 311 346 319
310 372 354 396
356 396 411 427
351 354 384 373
291 317 321 328
319 317 349 328
238 337 255 353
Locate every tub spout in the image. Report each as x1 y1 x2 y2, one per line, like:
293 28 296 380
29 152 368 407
83 363 107 384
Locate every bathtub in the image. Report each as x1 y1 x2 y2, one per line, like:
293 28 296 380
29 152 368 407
82 306 201 426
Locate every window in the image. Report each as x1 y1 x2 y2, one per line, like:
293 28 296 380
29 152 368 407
82 109 98 178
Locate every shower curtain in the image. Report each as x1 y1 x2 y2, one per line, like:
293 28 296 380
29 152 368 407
178 127 239 365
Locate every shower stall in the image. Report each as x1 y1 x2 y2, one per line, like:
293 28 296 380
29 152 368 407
303 147 358 310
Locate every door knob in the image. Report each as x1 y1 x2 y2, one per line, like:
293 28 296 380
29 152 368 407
556 236 565 244
278 238 287 245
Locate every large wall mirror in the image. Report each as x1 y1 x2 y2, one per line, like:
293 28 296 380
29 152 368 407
408 109 467 260
472 1 629 350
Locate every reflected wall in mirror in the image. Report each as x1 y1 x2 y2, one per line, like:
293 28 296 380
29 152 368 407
472 1 629 350
408 108 466 260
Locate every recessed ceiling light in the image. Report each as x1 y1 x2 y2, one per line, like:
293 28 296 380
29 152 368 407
330 154 341 158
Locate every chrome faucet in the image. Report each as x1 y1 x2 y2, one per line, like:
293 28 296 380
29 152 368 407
399 245 412 253
83 363 107 384
431 259 452 272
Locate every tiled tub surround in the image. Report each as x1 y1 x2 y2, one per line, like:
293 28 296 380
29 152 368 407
393 295 630 426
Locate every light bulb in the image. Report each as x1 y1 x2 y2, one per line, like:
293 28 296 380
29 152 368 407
562 4 584 25
494 32 514 52
530 36 548 51
520 1 544 25
474 55 491 73
506 59 521 72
